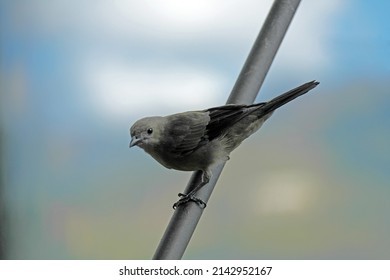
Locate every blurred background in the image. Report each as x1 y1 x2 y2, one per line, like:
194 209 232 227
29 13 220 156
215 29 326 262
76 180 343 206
1 0 389 259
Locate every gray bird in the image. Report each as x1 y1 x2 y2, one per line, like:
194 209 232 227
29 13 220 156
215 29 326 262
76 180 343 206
130 80 319 209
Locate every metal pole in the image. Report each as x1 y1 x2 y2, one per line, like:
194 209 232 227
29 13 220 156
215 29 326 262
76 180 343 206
153 0 302 260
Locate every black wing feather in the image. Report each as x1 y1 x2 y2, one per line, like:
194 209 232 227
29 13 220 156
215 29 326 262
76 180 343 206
204 104 265 141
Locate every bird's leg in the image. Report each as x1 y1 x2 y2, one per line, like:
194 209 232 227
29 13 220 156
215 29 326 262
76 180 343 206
173 171 210 209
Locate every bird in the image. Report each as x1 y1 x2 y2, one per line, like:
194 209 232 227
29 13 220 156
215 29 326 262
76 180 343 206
129 80 319 209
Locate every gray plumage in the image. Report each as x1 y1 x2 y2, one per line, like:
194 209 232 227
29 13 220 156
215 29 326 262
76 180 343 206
130 80 319 208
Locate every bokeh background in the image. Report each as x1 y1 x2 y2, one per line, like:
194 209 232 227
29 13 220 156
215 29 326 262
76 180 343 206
1 0 389 259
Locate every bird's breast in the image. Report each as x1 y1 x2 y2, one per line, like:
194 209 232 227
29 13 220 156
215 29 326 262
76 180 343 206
145 141 224 172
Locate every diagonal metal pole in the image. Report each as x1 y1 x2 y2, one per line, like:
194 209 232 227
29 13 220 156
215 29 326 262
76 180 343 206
153 0 302 260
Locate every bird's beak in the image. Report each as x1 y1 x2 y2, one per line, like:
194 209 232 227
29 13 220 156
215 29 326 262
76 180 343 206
129 136 141 148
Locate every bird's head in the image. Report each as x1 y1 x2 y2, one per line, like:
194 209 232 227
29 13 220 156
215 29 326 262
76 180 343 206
129 116 164 149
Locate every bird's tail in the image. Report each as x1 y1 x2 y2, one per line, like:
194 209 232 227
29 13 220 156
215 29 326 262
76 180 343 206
257 80 319 115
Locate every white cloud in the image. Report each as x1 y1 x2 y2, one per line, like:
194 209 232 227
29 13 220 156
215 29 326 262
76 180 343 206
23 0 271 42
82 56 226 118
15 0 345 117
23 1 345 71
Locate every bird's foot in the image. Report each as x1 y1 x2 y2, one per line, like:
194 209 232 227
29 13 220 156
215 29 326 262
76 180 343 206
172 193 207 209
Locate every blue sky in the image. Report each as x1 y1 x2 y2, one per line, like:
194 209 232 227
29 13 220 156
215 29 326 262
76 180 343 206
1 0 390 259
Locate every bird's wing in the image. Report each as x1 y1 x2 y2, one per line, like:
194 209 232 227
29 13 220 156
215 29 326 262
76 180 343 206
164 104 264 156
205 104 265 141
205 81 320 140
164 112 210 156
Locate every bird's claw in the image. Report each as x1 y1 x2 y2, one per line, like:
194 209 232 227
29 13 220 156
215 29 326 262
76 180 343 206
173 193 207 209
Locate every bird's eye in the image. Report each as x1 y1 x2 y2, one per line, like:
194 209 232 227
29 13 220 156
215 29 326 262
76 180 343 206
147 128 153 134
